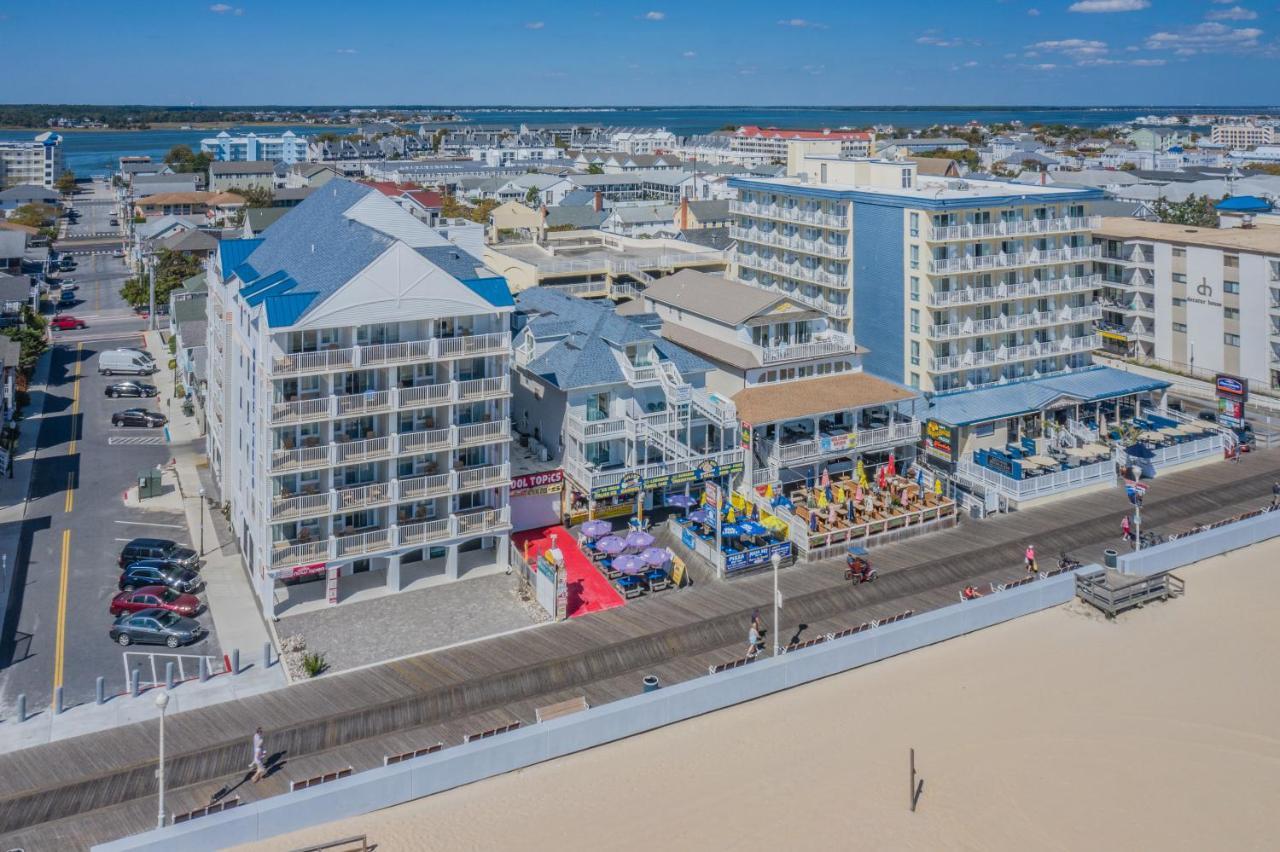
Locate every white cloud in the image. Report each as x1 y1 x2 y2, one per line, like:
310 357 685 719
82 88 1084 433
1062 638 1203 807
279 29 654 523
209 3 233 11
524 21 545 30
1027 8 1041 15
801 63 826 75
916 31 976 47
1068 0 1149 12
642 11 665 21
336 48 357 54
1032 63 1058 69
682 50 697 58
950 60 981 70
1144 22 1263 53
777 18 828 29
1029 38 1109 57
1206 6 1257 20
1129 58 1167 65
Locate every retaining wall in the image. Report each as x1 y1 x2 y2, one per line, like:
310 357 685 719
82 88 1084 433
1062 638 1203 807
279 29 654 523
97 571 1081 851
1118 508 1280 577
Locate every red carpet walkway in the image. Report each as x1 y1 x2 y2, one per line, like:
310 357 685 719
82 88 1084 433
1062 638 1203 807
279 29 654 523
513 526 625 618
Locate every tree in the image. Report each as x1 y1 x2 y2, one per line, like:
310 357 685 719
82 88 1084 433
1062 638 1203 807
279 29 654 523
163 145 210 174
3 306 48 374
1118 162 1137 172
8 204 54 228
918 147 980 171
119 249 203 308
525 186 540 205
1150 194 1218 228
229 186 274 208
56 170 77 195
587 163 604 175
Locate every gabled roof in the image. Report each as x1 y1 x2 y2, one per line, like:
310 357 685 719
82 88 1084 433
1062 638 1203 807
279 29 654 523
732 372 916 424
210 161 278 175
640 269 788 326
515 288 710 390
158 228 219 253
546 206 606 229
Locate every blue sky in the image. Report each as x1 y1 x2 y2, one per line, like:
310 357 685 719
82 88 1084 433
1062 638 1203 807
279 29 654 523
2 1 1278 105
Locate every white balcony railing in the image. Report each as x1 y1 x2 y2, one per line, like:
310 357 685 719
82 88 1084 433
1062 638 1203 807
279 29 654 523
927 274 1100 308
269 421 510 473
731 199 848 229
929 334 1101 372
564 448 744 495
928 304 1102 341
759 419 921 466
730 226 850 260
271 331 511 377
930 244 1101 274
956 457 1115 502
760 334 854 364
927 216 1100 242
456 462 511 492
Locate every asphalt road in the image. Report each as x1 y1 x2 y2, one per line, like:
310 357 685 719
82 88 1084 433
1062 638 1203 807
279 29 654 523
0 333 220 715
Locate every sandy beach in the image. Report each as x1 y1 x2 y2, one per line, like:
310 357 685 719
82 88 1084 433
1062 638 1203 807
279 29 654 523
242 538 1280 852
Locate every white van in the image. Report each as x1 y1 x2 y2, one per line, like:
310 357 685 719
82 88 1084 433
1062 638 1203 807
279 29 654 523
113 347 157 365
99 350 157 376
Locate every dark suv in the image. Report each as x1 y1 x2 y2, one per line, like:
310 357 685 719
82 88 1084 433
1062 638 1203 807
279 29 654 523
118 562 202 594
118 538 199 570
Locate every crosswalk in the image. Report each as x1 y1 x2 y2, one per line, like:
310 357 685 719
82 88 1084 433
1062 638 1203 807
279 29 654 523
108 436 167 446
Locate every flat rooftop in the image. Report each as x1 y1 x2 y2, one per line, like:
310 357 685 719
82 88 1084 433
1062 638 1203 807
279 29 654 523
734 169 1093 203
1094 217 1280 255
492 237 723 272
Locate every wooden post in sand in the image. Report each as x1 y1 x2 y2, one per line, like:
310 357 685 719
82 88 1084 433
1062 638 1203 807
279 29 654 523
910 748 922 812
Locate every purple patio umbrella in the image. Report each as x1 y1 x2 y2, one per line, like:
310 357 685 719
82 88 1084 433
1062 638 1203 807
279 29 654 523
613 554 648 574
688 509 710 525
665 494 696 510
625 530 655 550
596 535 627 555
640 547 669 566
581 520 612 539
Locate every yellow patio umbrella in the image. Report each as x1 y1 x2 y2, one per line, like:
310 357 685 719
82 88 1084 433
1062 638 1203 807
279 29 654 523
764 482 774 499
934 478 943 496
855 459 866 483
725 507 736 523
816 489 828 508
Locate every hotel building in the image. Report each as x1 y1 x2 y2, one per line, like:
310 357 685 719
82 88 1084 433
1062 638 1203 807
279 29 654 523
0 132 65 190
206 181 514 615
200 131 310 164
729 142 1104 393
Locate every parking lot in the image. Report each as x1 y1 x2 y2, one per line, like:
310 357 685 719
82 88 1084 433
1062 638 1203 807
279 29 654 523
0 337 222 714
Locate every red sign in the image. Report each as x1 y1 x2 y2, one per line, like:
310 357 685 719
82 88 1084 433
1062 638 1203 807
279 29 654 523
269 561 327 581
510 469 564 495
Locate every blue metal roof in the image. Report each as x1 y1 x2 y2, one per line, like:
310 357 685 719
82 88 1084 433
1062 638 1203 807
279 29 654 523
218 238 262 279
244 277 299 308
1216 195 1272 213
925 366 1170 427
460 276 514 308
238 269 291 300
416 245 485 280
264 292 319 328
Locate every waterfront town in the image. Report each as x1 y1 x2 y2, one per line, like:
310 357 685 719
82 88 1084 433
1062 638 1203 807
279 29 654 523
1 6 1280 850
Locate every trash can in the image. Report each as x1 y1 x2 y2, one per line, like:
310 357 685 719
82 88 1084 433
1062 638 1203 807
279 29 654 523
1104 548 1118 569
642 675 660 693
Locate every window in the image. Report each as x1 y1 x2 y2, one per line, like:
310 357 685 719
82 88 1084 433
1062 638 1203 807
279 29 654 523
910 372 920 388
975 423 995 437
1171 297 1186 307
1224 307 1240 320
910 245 919 270
1224 333 1240 347
910 340 920 366
1224 281 1240 294
1172 273 1187 284
1173 247 1186 259
1172 322 1187 333
909 212 919 237
909 276 920 302
909 309 920 334
901 169 913 189
1224 255 1239 269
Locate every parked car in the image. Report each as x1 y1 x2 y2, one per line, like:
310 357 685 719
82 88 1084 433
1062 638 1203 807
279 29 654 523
111 249 125 259
58 257 76 271
58 280 77 292
49 315 86 331
57 290 76 305
99 350 156 376
104 380 158 398
109 608 205 648
118 537 200 570
113 347 157 365
118 562 202 594
111 408 166 428
109 585 202 617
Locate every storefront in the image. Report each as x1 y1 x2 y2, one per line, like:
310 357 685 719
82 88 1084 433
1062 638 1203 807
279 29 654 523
564 459 745 525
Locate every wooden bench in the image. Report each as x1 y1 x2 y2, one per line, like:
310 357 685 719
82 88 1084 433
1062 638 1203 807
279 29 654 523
383 742 443 766
172 797 240 824
536 695 590 723
464 721 521 743
708 655 757 675
781 635 828 654
289 767 353 792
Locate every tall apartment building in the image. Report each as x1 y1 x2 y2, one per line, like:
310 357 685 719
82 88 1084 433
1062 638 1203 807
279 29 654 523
1093 217 1280 390
731 126 873 161
1210 123 1274 149
206 180 514 615
729 144 1103 392
200 130 309 163
0 132 65 190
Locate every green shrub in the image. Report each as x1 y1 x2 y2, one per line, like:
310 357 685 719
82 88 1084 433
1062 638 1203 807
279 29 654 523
301 651 327 678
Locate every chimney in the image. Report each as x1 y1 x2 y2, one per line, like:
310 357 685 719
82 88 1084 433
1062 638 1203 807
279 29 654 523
594 191 603 213
680 197 689 230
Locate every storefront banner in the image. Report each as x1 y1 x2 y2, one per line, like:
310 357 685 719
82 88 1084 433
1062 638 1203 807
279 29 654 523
703 480 721 511
819 433 855 453
1215 374 1248 402
589 461 744 500
510 469 564 496
924 419 955 463
325 566 339 605
724 541 792 573
268 561 327 581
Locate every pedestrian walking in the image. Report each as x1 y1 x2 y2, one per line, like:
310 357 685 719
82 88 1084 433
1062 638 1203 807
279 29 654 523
746 623 760 659
751 608 763 639
249 727 267 783
1024 544 1036 574
1121 515 1132 544
1272 481 1280 508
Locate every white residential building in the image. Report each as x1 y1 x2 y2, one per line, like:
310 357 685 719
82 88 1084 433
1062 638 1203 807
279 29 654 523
200 131 310 164
0 132 65 190
206 180 515 616
469 145 562 167
731 126 873 162
1211 123 1274 149
610 128 677 155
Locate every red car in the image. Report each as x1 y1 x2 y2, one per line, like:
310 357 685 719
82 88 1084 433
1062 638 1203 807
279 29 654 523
109 585 202 618
50 315 87 331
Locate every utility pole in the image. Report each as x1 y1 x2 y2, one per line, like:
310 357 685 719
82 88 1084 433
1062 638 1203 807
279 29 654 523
771 552 781 657
147 254 156 332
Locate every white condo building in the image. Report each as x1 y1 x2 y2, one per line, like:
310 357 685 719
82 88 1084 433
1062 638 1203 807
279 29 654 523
206 180 514 615
200 131 310 164
0 132 65 190
1211 123 1274 149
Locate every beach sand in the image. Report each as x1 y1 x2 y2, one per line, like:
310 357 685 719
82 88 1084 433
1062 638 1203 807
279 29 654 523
241 538 1280 852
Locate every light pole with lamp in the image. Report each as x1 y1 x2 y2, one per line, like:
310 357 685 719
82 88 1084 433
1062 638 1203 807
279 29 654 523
198 486 206 556
771 552 781 657
154 691 170 829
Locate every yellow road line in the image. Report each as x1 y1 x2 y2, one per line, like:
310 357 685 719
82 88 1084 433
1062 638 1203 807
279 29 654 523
67 343 82 456
52 529 71 697
64 472 74 513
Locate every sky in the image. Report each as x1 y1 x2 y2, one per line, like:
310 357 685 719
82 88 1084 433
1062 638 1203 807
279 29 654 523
2 0 1279 105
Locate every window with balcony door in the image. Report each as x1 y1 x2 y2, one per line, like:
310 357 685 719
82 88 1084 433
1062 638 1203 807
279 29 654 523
910 276 920 301
910 245 919 269
909 309 920 334
909 212 919 237
586 391 610 422
910 340 920 366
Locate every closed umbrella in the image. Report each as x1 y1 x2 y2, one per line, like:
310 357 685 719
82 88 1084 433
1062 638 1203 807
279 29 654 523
581 520 612 539
613 554 647 574
886 451 896 476
820 468 830 488
597 535 627 555
855 459 867 486
625 530 655 550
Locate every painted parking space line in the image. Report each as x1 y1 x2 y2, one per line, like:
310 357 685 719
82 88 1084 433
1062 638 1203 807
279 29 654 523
115 520 187 529
108 436 167 446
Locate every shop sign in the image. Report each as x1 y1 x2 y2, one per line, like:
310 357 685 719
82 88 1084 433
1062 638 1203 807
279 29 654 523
1215 374 1248 402
740 422 752 450
589 461 744 500
268 561 327 581
819 432 855 453
555 565 568 621
511 469 563 496
537 553 556 581
924 419 955 462
724 541 792 574
703 480 721 510
985 453 1013 476
325 566 339 605
1218 397 1244 428
681 527 695 549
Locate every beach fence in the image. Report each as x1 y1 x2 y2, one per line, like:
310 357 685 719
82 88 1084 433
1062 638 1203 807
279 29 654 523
1118 505 1280 578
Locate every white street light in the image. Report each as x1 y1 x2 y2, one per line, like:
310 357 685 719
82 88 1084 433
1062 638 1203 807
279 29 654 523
771 552 781 657
198 486 206 556
154 691 170 829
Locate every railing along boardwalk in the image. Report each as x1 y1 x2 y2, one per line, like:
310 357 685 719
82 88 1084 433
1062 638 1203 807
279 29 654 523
3 452 1279 850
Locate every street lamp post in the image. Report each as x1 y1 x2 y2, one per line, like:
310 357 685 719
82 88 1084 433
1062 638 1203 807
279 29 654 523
198 486 206 556
771 552 781 657
154 691 169 829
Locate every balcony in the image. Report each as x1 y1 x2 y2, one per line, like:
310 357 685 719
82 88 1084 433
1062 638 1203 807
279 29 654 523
270 331 512 377
730 226 850 260
564 448 744 496
929 334 1101 372
927 274 1100 307
268 420 510 473
730 200 847 229
929 245 1101 274
758 420 921 466
928 305 1102 341
565 411 630 442
927 216 1100 242
956 457 1115 503
760 333 855 364
270 378 509 424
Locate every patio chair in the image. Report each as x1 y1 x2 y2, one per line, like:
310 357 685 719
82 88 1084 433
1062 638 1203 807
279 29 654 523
644 569 670 592
616 575 644 599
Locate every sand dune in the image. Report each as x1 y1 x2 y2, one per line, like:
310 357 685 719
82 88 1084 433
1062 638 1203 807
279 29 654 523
242 538 1280 852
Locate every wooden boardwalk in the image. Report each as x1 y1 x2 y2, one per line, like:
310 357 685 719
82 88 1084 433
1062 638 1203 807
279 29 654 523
2 451 1278 850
